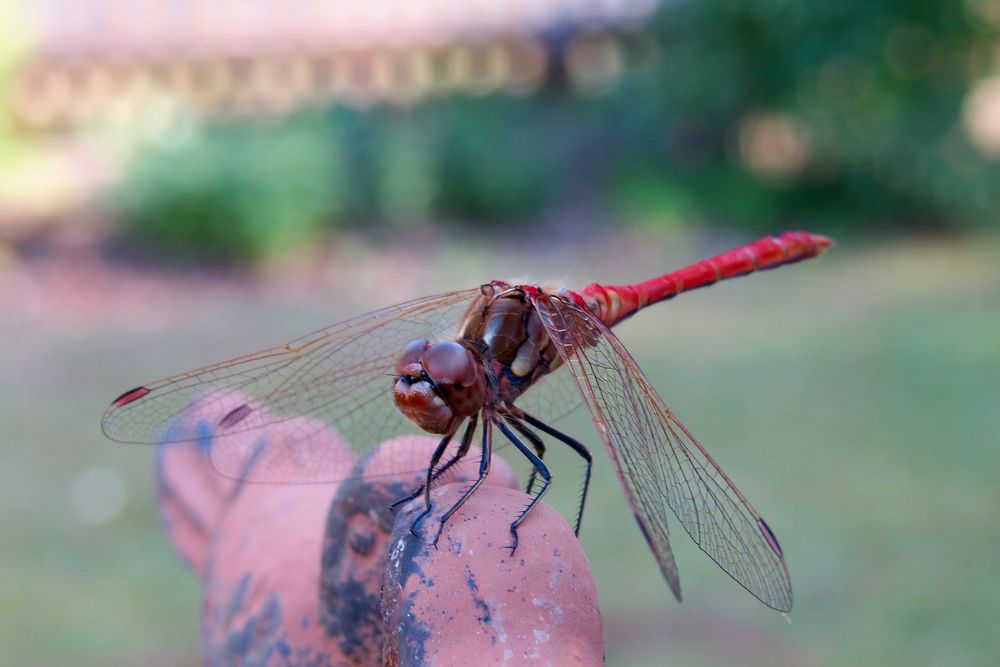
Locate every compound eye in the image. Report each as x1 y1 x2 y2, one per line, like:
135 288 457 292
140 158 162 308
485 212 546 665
423 341 477 387
396 339 430 375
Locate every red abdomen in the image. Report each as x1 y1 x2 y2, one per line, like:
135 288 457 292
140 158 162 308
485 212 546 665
580 231 832 327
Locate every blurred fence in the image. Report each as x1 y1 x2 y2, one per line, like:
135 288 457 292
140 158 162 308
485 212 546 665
7 0 655 123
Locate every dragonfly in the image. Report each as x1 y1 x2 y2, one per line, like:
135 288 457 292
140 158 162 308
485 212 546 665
103 230 832 612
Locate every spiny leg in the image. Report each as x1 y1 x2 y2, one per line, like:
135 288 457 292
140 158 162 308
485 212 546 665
514 408 592 536
423 413 479 487
510 419 546 495
391 415 477 513
423 414 479 504
417 416 479 522
400 416 477 544
496 418 551 555
390 431 452 514
431 409 493 548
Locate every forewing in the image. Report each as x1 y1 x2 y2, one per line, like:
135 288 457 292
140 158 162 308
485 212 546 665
531 292 793 612
102 289 480 483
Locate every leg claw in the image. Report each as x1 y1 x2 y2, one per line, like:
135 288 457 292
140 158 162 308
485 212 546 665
409 507 433 539
431 520 446 550
504 527 520 556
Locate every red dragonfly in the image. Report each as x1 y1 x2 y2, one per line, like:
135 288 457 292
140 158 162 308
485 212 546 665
103 231 832 612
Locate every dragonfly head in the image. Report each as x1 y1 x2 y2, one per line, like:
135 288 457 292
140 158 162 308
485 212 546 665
393 339 486 434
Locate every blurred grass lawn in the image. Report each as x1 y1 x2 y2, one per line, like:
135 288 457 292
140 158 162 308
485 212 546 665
1 233 998 666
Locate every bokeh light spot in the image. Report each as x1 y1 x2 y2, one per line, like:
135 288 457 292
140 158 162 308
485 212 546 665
738 112 812 182
963 76 1000 157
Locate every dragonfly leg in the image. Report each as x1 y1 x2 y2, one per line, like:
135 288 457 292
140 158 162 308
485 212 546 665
399 432 452 537
392 432 452 513
406 417 480 537
496 418 551 555
510 421 546 495
431 410 493 548
392 415 478 512
515 409 592 537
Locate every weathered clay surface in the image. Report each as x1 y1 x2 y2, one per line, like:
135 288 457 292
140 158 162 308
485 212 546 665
155 394 244 577
321 435 519 665
383 484 605 666
157 413 603 666
198 413 356 666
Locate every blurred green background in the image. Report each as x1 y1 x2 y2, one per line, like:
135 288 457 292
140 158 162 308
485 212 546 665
1 0 999 665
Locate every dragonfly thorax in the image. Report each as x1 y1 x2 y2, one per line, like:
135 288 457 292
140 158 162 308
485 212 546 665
392 339 487 434
458 284 563 401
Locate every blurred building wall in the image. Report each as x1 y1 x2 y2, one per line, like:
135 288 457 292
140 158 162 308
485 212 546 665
8 0 655 125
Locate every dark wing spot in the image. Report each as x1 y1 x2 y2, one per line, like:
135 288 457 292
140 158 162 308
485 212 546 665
111 386 150 407
218 404 253 430
757 517 783 558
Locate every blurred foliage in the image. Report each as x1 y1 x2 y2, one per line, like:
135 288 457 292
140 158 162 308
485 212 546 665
432 99 562 223
111 0 1000 263
115 116 347 263
627 0 1000 231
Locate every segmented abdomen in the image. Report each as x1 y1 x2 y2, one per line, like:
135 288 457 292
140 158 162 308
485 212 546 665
579 231 832 328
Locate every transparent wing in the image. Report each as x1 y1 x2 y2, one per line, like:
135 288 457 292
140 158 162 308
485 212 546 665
531 291 793 612
102 289 481 483
515 364 583 425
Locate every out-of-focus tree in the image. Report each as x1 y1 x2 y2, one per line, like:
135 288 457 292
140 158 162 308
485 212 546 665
114 115 348 264
604 0 1000 232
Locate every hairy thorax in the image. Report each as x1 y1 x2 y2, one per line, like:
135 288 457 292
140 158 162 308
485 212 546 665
458 282 563 404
